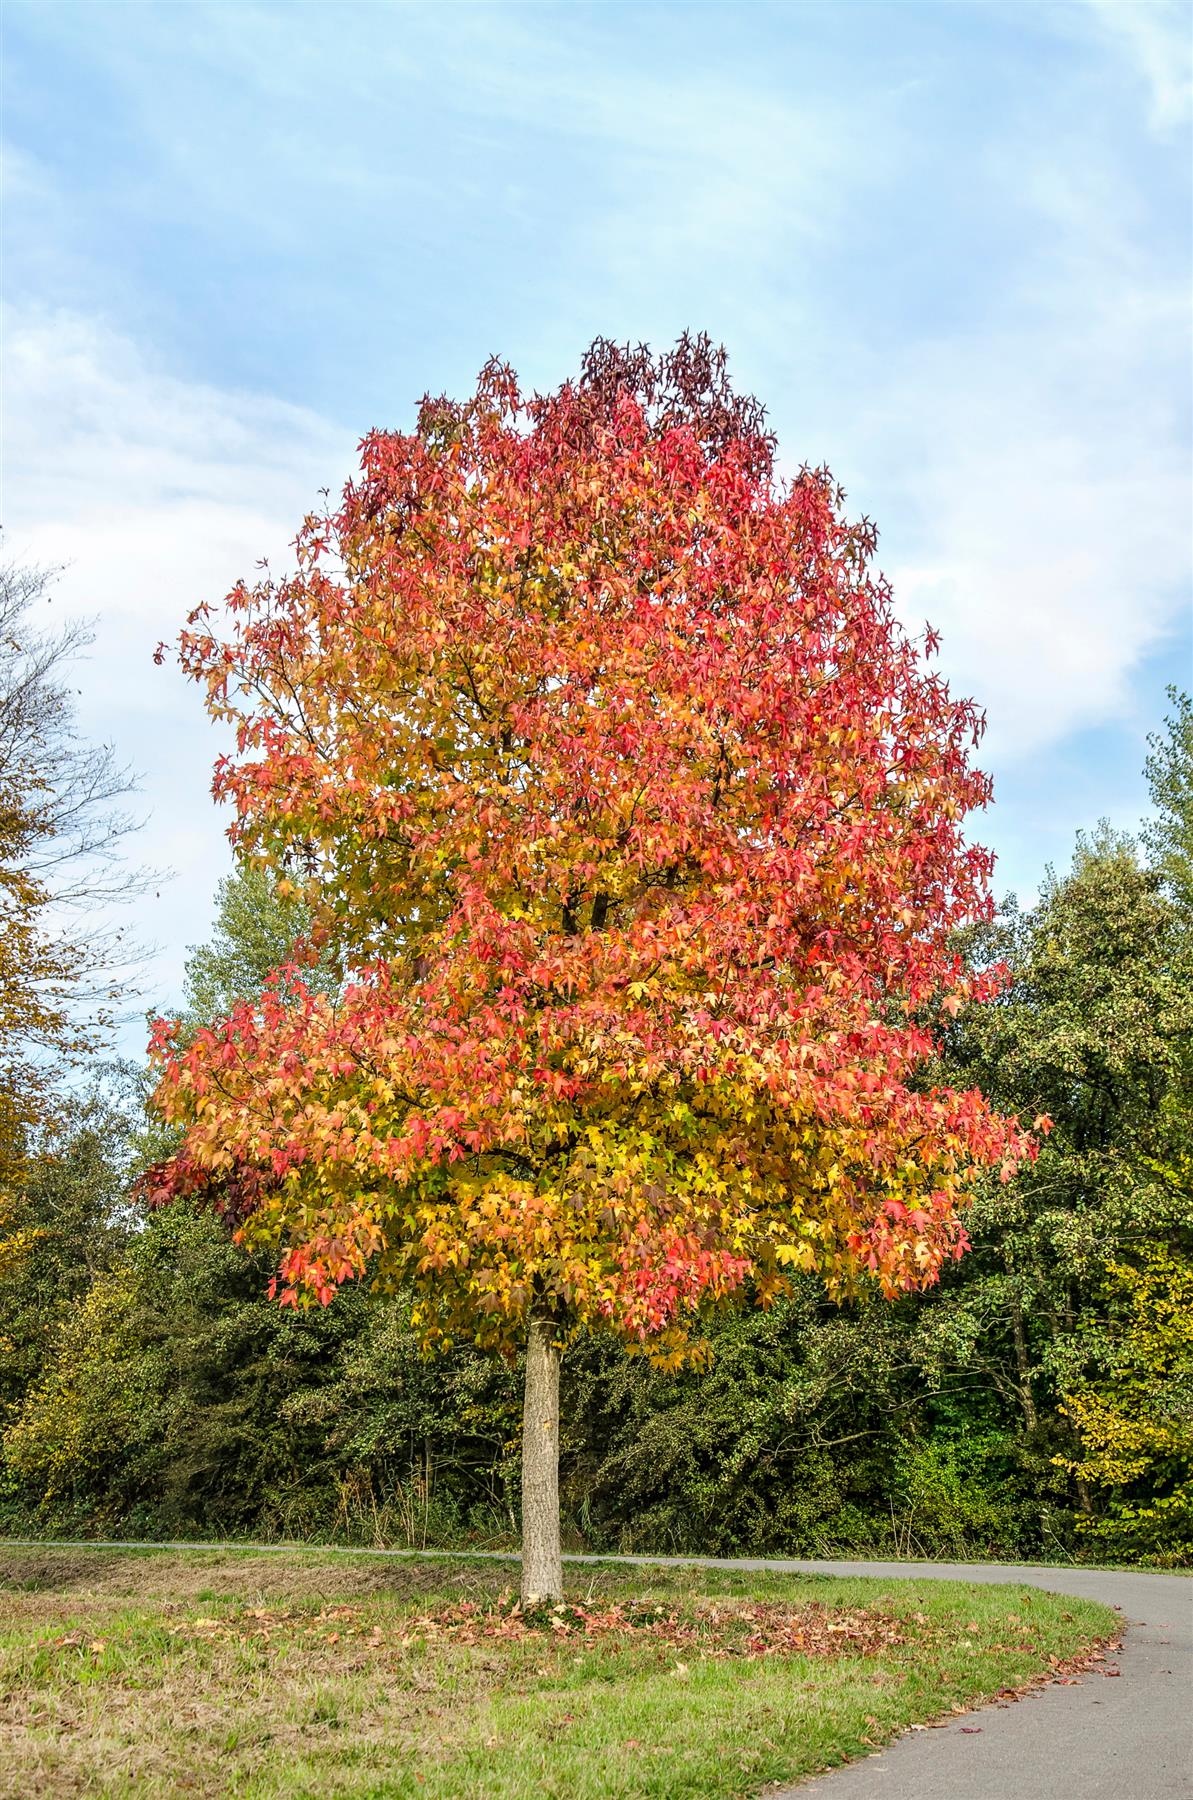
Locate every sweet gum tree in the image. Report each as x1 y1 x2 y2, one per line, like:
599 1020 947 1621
147 337 1032 1601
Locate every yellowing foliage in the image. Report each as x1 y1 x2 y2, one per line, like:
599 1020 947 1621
1059 1242 1193 1555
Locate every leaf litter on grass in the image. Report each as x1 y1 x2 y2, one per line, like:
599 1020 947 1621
132 1592 907 1664
902 1629 1124 1736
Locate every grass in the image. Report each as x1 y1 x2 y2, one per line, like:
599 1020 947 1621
0 1545 1119 1799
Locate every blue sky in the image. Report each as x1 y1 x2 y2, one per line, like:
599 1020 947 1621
2 0 1190 1038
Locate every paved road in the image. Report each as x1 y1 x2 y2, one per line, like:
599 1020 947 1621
745 1558 1191 1800
3 1543 1189 1797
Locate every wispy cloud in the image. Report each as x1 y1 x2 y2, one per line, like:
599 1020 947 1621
1082 0 1193 132
840 252 1190 760
2 302 356 1018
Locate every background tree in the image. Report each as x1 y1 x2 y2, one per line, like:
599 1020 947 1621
1044 693 1193 1556
1057 1234 1193 1557
0 555 148 1430
917 803 1192 1549
181 863 339 1030
1144 688 1193 916
0 559 143 1206
0 1079 136 1426
149 338 1029 1601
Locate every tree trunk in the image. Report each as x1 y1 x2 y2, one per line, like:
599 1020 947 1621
521 1313 563 1605
1009 1298 1038 1434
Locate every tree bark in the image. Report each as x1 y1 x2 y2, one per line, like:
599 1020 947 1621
521 1313 563 1605
1009 1297 1038 1434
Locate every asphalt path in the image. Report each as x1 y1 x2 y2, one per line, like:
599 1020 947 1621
3 1543 1189 1797
749 1558 1191 1800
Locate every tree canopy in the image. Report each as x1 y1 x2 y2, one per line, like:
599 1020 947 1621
148 338 1030 1371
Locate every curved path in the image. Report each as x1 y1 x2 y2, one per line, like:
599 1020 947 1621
576 1552 1190 1798
733 1558 1190 1800
3 1543 1189 1797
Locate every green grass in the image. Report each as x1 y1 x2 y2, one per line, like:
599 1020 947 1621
0 1546 1118 1799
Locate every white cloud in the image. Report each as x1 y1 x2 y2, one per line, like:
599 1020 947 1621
795 122 1192 764
1 303 356 1030
863 327 1190 761
1083 0 1193 133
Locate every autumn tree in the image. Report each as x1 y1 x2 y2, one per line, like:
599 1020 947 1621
148 337 1030 1600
